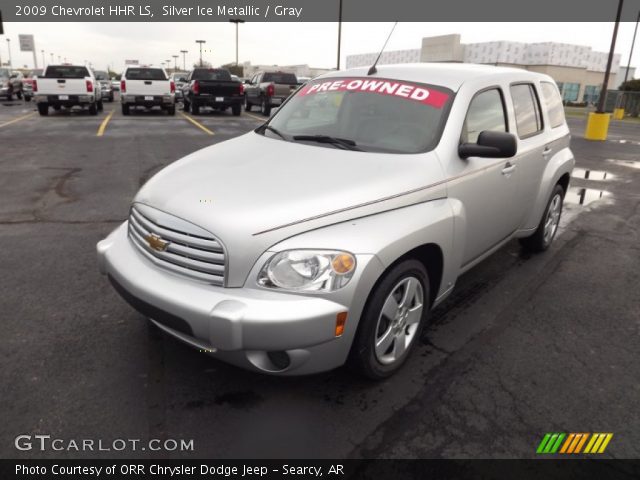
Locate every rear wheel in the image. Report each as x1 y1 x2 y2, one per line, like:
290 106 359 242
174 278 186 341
25 95 32 102
191 103 200 115
183 100 190 112
97 100 104 111
121 104 130 116
261 98 271 116
16 90 23 100
37 103 49 116
167 105 176 115
349 259 430 380
232 104 241 116
88 102 98 115
244 96 252 111
520 184 565 252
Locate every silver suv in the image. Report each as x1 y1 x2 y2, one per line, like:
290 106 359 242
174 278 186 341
97 64 574 379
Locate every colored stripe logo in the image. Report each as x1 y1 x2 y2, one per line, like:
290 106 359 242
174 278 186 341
537 433 613 454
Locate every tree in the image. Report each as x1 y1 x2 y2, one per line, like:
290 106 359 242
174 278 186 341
620 79 640 91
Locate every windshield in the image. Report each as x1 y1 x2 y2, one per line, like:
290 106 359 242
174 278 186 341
94 71 109 80
45 66 90 79
263 77 453 154
192 69 231 81
171 72 188 81
125 68 167 80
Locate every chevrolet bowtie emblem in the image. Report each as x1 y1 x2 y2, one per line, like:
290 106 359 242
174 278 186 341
144 233 169 252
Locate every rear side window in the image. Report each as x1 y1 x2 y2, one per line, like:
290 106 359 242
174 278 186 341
125 68 167 81
541 82 565 128
263 72 298 84
192 69 232 81
462 88 507 144
44 66 90 79
510 83 543 138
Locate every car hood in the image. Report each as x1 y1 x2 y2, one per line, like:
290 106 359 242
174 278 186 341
134 132 446 285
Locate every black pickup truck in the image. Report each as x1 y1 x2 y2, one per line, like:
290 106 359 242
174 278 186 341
182 68 244 116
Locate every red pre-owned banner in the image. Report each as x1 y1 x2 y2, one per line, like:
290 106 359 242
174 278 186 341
298 78 450 109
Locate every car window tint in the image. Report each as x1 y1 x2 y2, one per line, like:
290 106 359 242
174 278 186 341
44 66 90 79
541 82 565 128
263 72 298 84
510 83 543 138
125 68 167 81
462 89 507 144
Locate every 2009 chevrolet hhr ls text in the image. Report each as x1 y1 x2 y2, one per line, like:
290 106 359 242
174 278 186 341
97 64 574 379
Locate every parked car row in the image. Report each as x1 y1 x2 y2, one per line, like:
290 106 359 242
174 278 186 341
1 68 24 100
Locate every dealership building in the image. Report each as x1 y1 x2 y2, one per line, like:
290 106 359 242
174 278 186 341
346 34 625 104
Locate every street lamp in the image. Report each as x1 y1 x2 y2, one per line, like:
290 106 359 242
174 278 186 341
6 38 11 68
172 55 179 71
180 50 188 70
41 49 45 67
195 40 206 67
229 19 245 66
50 53 54 63
584 0 624 140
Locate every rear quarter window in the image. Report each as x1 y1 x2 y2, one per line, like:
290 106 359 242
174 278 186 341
510 83 543 138
125 68 167 81
541 82 566 128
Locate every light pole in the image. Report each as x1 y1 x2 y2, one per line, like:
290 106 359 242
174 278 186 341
585 0 624 140
196 40 206 67
50 53 53 63
172 55 179 71
622 11 640 89
229 19 245 66
336 0 343 70
180 50 188 70
41 49 45 67
6 38 11 68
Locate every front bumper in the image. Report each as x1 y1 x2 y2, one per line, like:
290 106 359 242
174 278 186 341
97 223 372 375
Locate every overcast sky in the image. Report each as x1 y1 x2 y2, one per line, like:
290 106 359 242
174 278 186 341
2 22 639 76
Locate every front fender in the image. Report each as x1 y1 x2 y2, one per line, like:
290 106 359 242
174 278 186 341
522 146 575 231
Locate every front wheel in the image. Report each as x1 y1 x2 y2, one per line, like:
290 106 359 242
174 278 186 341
519 184 564 252
348 259 429 380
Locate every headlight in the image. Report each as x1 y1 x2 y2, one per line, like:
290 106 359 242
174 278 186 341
257 250 356 292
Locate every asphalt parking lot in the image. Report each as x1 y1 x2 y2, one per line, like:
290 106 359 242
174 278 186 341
1 97 639 459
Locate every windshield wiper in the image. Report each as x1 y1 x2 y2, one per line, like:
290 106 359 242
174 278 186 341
292 135 362 151
261 125 287 140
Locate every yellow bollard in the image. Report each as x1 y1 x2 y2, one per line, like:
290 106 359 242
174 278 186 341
612 108 625 120
584 112 611 141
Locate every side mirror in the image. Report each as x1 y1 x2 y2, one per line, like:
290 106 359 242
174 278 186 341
458 131 517 159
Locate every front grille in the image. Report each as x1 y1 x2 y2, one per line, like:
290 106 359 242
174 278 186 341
128 205 226 286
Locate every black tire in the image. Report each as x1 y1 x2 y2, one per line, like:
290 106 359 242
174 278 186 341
109 93 114 102
244 96 252 111
121 104 130 116
348 259 430 380
191 103 200 115
16 91 23 100
261 98 271 116
519 184 565 253
6 93 12 101
25 95 32 102
98 100 104 111
183 100 190 113
167 105 176 116
37 103 49 116
88 102 98 115
53 105 61 111
231 104 241 116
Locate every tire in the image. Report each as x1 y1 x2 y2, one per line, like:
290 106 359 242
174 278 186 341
109 93 114 102
25 95 32 102
88 102 98 115
98 100 104 111
53 105 61 111
191 103 200 115
183 100 190 113
16 91 23 100
231 104 241 116
261 98 271 116
519 184 565 253
122 104 130 116
167 105 176 116
37 103 49 116
6 93 12 101
244 96 252 111
348 259 430 380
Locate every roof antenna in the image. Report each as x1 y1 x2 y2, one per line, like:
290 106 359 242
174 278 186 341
367 22 398 76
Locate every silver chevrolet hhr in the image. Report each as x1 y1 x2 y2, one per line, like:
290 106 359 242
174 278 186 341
97 64 574 379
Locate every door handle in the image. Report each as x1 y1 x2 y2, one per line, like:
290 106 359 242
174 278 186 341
501 162 516 175
543 146 552 156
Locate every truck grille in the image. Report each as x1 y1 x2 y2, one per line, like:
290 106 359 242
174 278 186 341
128 205 226 286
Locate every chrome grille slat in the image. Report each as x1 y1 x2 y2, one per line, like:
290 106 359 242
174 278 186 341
128 206 227 285
130 207 223 253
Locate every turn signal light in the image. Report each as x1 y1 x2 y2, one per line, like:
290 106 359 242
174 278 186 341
331 253 355 274
335 312 348 337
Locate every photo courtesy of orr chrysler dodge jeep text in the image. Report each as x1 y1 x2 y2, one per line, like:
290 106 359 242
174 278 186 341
97 63 574 379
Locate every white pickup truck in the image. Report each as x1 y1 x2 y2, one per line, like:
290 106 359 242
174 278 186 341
120 66 175 115
34 65 102 116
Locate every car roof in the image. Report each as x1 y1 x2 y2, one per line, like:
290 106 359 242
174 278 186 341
317 63 550 91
